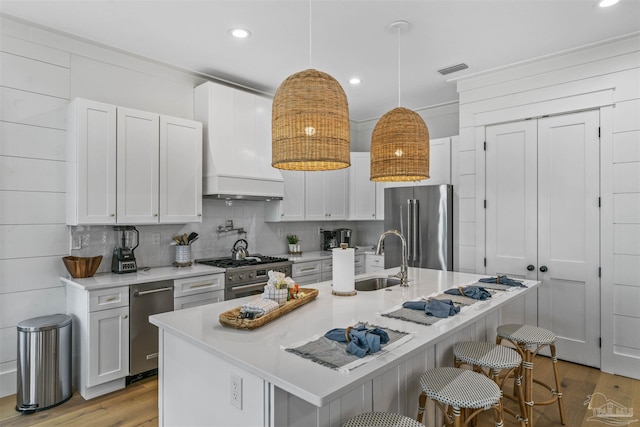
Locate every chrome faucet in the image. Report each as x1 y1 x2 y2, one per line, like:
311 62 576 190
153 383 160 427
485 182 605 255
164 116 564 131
375 229 409 286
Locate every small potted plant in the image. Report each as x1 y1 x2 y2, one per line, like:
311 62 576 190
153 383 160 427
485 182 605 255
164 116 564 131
286 235 300 253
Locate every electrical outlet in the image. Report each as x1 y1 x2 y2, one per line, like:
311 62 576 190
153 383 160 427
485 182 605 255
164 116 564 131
71 235 82 250
318 227 322 235
152 233 161 245
230 374 242 409
277 228 283 237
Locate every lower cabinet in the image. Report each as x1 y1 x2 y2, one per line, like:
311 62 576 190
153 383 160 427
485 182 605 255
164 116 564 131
173 273 224 310
67 285 130 399
292 260 323 285
365 254 385 273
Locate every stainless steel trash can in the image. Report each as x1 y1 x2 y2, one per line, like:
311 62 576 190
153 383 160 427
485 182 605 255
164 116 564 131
16 314 72 413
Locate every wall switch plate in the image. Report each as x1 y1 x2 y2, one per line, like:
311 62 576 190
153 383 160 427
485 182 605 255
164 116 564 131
152 233 161 245
277 228 283 237
71 235 82 250
230 374 242 409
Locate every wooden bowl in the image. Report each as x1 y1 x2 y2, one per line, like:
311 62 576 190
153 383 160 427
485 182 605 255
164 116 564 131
62 255 103 278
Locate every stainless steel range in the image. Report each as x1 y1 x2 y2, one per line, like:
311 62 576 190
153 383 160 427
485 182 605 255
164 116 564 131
196 255 292 300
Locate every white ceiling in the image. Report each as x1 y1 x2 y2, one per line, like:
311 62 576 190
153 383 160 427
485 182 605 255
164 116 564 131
1 0 639 122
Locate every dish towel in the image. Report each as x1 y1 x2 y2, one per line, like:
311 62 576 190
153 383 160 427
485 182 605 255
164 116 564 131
324 325 390 358
402 299 460 318
239 298 280 319
479 275 527 288
444 286 492 300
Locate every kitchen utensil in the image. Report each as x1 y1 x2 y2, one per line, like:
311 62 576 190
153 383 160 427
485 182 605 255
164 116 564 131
187 232 198 244
231 239 248 260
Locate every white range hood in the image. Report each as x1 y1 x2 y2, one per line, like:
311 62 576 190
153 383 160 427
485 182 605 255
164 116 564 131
195 81 284 201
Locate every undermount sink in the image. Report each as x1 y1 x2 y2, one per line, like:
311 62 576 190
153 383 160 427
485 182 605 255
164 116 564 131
354 276 402 291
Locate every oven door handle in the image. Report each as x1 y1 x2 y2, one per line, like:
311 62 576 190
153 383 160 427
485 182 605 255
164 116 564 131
230 283 266 291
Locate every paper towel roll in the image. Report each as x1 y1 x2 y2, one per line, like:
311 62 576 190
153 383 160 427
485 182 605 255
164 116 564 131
332 247 355 294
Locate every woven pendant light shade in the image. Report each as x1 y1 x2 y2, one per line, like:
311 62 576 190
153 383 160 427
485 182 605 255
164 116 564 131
370 107 429 181
272 68 350 171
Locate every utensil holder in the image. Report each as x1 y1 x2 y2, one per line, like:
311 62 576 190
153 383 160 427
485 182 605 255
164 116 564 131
175 245 191 264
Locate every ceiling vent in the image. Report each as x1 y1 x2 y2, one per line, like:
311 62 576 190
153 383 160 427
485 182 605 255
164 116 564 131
437 63 469 75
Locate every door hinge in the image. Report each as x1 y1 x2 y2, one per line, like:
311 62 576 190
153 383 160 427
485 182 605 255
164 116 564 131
484 141 487 151
599 337 602 348
599 267 601 277
598 197 601 207
598 127 601 138
484 258 487 267
484 200 487 209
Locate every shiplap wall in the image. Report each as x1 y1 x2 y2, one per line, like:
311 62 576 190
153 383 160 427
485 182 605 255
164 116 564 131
455 34 640 379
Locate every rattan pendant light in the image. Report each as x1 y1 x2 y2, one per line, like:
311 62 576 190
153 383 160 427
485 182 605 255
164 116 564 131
370 20 429 182
271 1 350 171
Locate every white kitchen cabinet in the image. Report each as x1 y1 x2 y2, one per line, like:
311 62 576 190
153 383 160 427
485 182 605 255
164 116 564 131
292 260 323 285
87 306 129 387
173 273 224 310
159 116 203 223
321 258 333 281
66 285 130 399
67 98 202 225
305 169 348 220
265 169 306 222
116 107 160 224
365 253 385 273
66 99 117 225
348 152 385 220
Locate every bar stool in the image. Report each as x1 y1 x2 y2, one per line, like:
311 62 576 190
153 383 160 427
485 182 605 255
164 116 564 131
343 412 424 427
417 367 504 427
496 324 566 426
453 341 527 427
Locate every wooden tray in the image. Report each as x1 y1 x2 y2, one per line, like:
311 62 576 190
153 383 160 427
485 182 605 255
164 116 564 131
219 288 319 330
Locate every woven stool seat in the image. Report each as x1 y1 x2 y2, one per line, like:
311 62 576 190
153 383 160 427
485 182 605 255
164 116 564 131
497 324 566 426
420 367 501 409
343 411 423 427
454 341 522 370
497 324 556 345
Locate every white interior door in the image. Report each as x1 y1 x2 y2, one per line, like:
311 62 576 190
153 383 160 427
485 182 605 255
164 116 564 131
485 111 600 367
537 111 600 367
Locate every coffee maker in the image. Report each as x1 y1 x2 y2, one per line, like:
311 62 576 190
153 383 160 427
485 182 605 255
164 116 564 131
335 228 352 247
111 226 139 274
321 229 338 251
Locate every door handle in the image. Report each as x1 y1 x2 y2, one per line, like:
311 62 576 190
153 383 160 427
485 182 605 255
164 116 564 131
539 265 548 272
133 286 173 297
527 264 535 271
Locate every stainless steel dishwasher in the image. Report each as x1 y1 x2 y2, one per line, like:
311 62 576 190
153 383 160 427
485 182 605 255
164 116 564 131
128 280 174 382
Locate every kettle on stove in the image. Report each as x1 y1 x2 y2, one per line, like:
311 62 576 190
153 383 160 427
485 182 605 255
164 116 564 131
231 239 248 260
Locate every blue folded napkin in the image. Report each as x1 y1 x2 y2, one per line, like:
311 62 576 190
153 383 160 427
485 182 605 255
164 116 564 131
324 325 390 358
479 275 526 288
402 299 460 318
444 286 492 300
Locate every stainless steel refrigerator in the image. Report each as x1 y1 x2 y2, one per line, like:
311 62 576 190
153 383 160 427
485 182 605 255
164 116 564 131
384 184 453 271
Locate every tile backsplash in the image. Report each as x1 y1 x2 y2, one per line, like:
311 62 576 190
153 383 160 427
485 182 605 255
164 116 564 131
71 199 384 273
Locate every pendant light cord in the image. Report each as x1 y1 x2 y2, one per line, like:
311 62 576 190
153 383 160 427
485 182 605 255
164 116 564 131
309 0 312 69
397 24 401 107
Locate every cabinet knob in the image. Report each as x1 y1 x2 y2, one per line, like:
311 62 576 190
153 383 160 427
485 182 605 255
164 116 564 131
154 213 158 217
122 315 128 319
110 213 115 217
198 213 202 217
527 264 535 271
539 265 548 273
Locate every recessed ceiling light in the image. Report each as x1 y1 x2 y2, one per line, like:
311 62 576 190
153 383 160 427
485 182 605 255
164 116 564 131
230 28 251 39
598 0 619 7
349 77 361 85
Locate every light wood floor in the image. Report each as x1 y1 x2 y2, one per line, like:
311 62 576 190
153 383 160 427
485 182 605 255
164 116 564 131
1 357 638 427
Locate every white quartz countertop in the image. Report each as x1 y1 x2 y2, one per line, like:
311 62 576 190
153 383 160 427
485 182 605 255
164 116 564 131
150 268 538 407
280 247 372 262
61 264 225 290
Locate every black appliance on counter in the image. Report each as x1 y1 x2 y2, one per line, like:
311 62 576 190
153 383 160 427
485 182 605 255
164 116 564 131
111 226 139 273
321 228 352 251
196 255 292 300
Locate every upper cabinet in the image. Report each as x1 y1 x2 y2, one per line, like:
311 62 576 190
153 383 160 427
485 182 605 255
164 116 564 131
67 98 202 225
384 136 453 189
304 169 348 221
265 170 305 222
348 152 385 221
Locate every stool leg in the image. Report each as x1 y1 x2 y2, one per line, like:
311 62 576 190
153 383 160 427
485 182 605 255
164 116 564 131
452 406 461 427
513 366 528 427
550 344 566 425
417 391 427 424
522 347 534 427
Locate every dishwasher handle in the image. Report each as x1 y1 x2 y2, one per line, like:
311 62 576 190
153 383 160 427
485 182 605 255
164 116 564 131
133 286 173 297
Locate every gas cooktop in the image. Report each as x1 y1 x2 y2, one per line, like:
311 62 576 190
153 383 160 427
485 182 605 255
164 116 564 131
195 255 290 269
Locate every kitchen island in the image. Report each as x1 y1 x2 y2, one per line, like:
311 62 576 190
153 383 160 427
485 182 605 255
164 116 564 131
150 268 539 427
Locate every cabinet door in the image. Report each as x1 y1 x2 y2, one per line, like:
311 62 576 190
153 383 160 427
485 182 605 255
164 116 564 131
116 107 159 224
159 116 203 223
325 168 348 220
304 172 326 220
280 170 305 221
67 99 117 225
88 306 129 387
348 153 376 220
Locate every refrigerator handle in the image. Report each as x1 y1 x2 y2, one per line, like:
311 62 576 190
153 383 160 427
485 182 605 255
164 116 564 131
410 199 419 262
